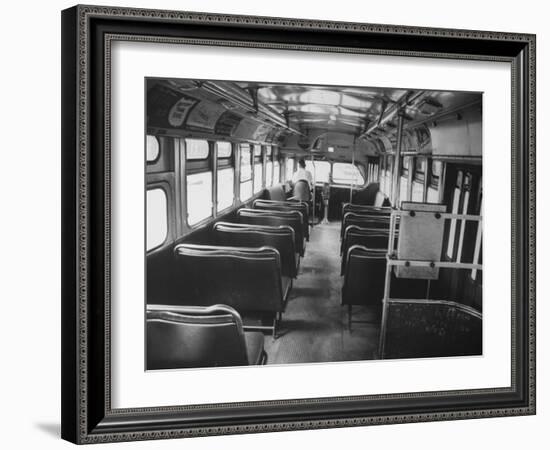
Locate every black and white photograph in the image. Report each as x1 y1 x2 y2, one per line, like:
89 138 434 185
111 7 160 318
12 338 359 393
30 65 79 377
145 78 483 370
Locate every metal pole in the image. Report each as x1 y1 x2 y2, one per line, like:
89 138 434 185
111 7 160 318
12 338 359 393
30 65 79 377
311 154 316 226
350 138 356 204
391 111 405 207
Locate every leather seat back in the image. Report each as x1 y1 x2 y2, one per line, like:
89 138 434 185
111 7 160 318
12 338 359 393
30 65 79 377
341 212 392 240
342 203 391 217
213 222 298 278
340 226 390 275
237 208 305 256
173 243 284 313
341 245 387 307
146 304 250 369
253 199 309 239
292 179 311 202
266 184 287 201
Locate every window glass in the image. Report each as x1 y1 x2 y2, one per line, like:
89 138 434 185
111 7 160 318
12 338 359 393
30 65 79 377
446 172 464 259
427 186 439 203
266 161 273 187
411 181 424 201
332 163 365 185
185 139 209 160
254 163 263 193
187 172 213 225
146 189 167 251
217 168 234 211
146 135 160 162
240 180 252 201
216 141 232 158
285 158 295 181
240 144 252 182
266 146 272 157
253 144 262 157
273 162 280 184
399 176 408 204
305 160 331 184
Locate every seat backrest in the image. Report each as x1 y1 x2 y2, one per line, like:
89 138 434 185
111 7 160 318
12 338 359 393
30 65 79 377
292 179 311 202
237 208 305 255
382 300 482 359
342 203 391 217
340 226 390 274
172 243 284 313
341 245 387 306
146 304 250 369
253 199 309 239
213 222 297 278
341 212 392 239
351 182 380 205
265 184 287 201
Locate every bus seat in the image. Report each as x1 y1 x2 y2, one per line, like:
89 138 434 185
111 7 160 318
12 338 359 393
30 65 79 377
253 199 310 240
341 245 387 330
291 179 311 202
382 300 482 359
172 243 288 336
146 304 267 369
237 208 305 256
341 203 391 217
351 182 380 205
265 184 287 202
213 221 299 278
340 226 390 275
341 212 392 240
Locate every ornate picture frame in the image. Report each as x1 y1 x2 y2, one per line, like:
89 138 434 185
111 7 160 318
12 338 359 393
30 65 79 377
61 4 535 444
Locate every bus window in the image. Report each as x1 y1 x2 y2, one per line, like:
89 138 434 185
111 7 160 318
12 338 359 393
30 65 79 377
187 172 213 225
240 144 252 201
185 138 209 160
471 198 483 280
217 167 234 211
332 163 365 185
273 161 280 184
455 174 472 261
253 144 262 157
446 171 463 259
266 161 273 187
309 161 331 183
427 160 442 203
266 145 272 157
146 188 167 251
253 162 263 193
216 141 232 158
285 158 295 181
146 135 160 162
411 158 426 201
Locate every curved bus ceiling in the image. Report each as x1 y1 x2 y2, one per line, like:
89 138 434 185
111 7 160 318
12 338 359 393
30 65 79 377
146 78 482 164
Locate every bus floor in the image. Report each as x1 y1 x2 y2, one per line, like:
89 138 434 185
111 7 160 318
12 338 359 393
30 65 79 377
263 221 380 364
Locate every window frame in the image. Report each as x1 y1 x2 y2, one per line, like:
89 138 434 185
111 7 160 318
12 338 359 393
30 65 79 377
146 185 169 253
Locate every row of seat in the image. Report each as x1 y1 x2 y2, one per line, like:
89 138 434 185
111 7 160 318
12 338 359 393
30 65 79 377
339 204 392 330
147 192 310 369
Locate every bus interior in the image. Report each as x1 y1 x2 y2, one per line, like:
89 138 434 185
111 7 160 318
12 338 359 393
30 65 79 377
145 78 483 370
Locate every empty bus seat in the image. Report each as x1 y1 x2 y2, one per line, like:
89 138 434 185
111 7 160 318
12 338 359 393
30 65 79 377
351 182 380 205
342 203 391 217
236 208 305 256
253 199 310 240
265 184 287 202
381 300 482 359
173 243 290 337
146 304 267 369
213 221 299 278
340 226 390 275
341 212 392 240
341 245 387 329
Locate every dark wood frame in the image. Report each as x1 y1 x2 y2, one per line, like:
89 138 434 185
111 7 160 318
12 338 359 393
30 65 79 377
61 4 536 444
